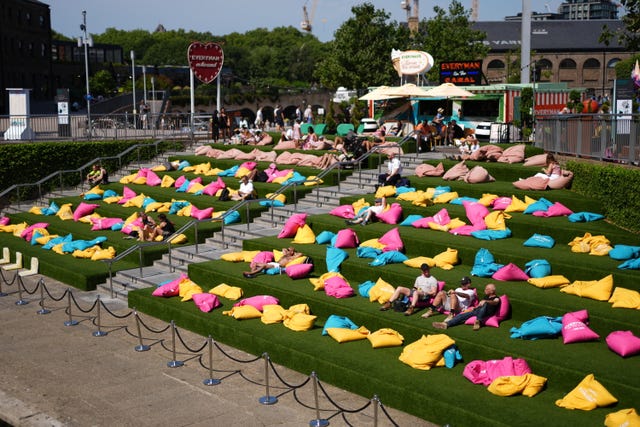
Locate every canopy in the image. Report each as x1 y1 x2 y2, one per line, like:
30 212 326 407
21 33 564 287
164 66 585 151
423 83 475 98
379 83 433 98
359 86 401 101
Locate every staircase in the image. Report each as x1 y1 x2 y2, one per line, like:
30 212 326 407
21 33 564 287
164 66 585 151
97 150 446 300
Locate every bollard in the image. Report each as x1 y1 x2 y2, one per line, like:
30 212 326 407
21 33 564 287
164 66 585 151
166 320 184 368
92 295 108 337
133 309 150 352
371 395 379 427
36 279 50 315
0 277 6 297
258 352 277 405
202 336 221 386
64 290 78 326
15 278 28 306
309 371 329 427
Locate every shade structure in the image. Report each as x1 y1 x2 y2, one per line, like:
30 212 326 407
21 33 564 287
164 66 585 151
378 83 433 98
423 82 475 98
359 86 401 101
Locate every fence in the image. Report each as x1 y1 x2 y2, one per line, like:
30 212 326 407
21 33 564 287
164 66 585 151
535 114 640 165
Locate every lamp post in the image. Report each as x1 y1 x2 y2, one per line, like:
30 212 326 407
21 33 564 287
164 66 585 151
79 11 92 135
151 76 156 129
131 50 136 129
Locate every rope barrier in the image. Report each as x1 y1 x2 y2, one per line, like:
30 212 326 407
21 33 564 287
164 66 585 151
0 273 405 425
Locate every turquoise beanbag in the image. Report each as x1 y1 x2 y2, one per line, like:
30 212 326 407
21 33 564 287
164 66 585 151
322 315 359 335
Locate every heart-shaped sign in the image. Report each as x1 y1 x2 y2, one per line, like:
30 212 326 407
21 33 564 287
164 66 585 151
187 42 224 84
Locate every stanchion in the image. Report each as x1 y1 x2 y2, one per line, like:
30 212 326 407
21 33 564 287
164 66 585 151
15 277 28 306
64 290 78 326
309 371 329 427
133 309 150 352
36 279 50 315
372 395 379 427
92 295 108 337
202 336 220 386
258 352 277 405
0 277 7 297
167 320 184 368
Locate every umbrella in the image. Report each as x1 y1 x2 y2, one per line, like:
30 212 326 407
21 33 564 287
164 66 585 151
379 83 433 98
359 86 401 101
423 82 475 98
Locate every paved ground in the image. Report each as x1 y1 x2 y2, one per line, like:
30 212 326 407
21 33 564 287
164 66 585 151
0 273 436 427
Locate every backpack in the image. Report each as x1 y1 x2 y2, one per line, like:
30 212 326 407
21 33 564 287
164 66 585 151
396 177 411 188
218 187 230 201
392 298 409 312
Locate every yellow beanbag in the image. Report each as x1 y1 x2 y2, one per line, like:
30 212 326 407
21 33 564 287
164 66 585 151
608 287 640 310
375 185 396 198
265 193 287 204
304 176 323 186
90 246 116 261
504 195 528 213
433 191 459 204
292 224 316 244
28 206 43 215
261 304 287 324
56 204 74 221
359 238 387 250
487 374 548 397
527 275 570 289
287 303 311 314
367 328 404 348
36 234 58 245
194 162 211 175
223 305 263 319
326 326 370 343
209 283 243 300
477 193 499 206
123 194 146 208
220 251 245 262
144 201 165 213
368 277 396 304
604 408 640 427
103 196 122 204
132 176 147 185
86 185 105 196
169 234 188 244
119 172 137 184
560 274 613 301
398 334 455 370
12 222 27 237
433 248 459 270
351 198 369 214
283 312 317 331
309 272 343 291
403 256 435 269
447 218 467 229
186 182 205 194
485 211 509 230
179 280 203 302
161 175 175 187
555 374 618 410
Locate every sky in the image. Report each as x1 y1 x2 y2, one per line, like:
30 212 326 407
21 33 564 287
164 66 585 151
45 0 566 43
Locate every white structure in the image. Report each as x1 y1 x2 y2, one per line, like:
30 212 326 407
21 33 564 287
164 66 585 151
4 89 35 140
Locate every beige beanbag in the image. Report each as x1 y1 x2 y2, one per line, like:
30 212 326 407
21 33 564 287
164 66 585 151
464 166 495 183
497 144 525 163
415 163 445 177
442 161 469 181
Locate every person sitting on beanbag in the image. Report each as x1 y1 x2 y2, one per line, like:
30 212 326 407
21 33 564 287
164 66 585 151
242 247 302 278
422 276 476 320
346 197 386 226
433 283 500 331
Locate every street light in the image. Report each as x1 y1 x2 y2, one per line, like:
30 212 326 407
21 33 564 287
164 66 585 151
78 11 93 135
131 50 136 128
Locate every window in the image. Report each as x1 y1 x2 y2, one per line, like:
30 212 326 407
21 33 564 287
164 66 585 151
559 58 576 69
487 59 505 69
583 58 600 69
607 58 621 68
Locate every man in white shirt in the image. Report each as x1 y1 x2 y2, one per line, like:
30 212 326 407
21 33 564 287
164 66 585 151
380 264 439 316
377 152 402 186
231 175 255 201
422 276 476 320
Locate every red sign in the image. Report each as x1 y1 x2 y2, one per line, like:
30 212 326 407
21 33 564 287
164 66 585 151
187 42 224 84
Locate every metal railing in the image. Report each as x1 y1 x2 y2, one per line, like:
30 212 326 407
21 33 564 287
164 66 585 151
535 114 640 165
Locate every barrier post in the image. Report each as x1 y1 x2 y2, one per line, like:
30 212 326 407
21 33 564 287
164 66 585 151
258 352 277 405
92 295 108 337
36 279 50 315
64 290 78 326
308 371 329 427
15 277 28 306
371 395 379 427
0 276 7 297
167 320 184 368
133 309 150 352
202 335 221 386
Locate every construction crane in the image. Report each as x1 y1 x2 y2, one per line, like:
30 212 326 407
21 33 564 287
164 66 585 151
301 0 318 32
400 0 419 34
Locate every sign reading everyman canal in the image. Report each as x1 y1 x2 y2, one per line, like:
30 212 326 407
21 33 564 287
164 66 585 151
439 61 482 85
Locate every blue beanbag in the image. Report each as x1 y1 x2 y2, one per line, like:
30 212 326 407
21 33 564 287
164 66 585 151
177 160 191 171
326 246 349 272
523 197 553 214
608 245 640 261
618 258 640 270
433 186 451 198
41 201 60 216
524 259 552 278
169 200 190 214
400 214 423 226
356 246 382 259
510 316 563 340
264 267 282 275
474 248 495 265
471 228 512 241
523 233 555 248
450 196 479 205
42 234 73 250
322 315 359 336
111 222 123 231
315 230 336 245
84 192 102 201
369 250 408 267
103 189 118 198
568 212 605 222
395 186 416 195
176 179 191 192
142 197 157 209
259 200 285 207
217 165 239 176
223 210 240 225
30 231 44 245
358 280 375 298
471 262 504 278
282 171 307 186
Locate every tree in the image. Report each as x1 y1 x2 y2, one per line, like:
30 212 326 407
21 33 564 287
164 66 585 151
89 70 117 97
414 0 489 83
314 3 410 91
600 0 640 51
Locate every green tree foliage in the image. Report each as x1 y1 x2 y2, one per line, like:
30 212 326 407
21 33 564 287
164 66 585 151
414 0 490 83
600 0 640 51
89 70 117 97
324 100 337 134
314 3 410 91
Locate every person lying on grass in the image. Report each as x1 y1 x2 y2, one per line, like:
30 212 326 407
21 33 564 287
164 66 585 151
422 276 476 320
433 283 500 331
379 263 439 316
242 247 303 278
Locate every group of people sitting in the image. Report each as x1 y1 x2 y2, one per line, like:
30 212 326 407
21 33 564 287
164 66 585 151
85 164 108 186
137 212 175 242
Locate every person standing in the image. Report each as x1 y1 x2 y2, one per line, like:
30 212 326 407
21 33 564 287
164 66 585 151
274 105 285 131
433 284 501 331
295 105 303 122
210 110 220 142
380 263 439 316
255 106 264 130
219 108 230 142
303 104 313 124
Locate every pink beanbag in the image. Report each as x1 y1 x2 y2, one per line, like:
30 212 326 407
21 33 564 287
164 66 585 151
191 206 214 220
376 203 403 224
562 310 600 344
463 356 531 386
174 175 187 188
73 202 100 221
20 222 49 241
378 227 404 252
463 201 489 226
118 186 137 204
449 223 486 236
464 166 495 183
329 205 355 219
442 161 469 181
234 295 279 311
334 228 359 248
91 217 123 231
285 263 314 279
415 163 445 177
513 176 549 191
533 202 573 217
145 171 162 186
492 263 529 281
497 144 525 163
151 274 187 297
523 153 548 167
606 331 640 357
492 197 512 210
192 293 221 312
251 251 274 267
278 213 307 238
465 294 511 327
324 276 355 298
